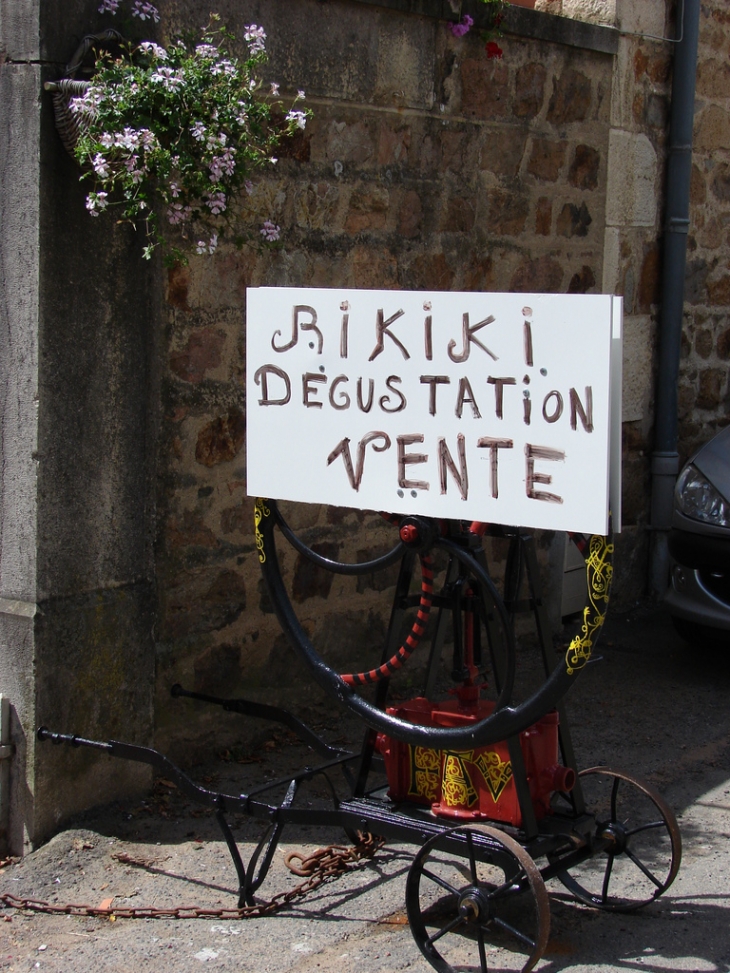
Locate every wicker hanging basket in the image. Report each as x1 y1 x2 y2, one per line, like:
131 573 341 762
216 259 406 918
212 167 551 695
44 29 123 157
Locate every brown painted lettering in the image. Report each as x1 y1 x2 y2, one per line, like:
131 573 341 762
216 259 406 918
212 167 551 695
542 390 564 424
525 444 565 504
420 375 450 416
569 386 594 432
327 432 391 491
455 377 481 419
357 377 374 413
447 313 497 363
272 305 322 353
329 374 350 410
397 434 429 491
254 364 291 405
303 372 326 408
487 376 516 419
380 375 407 413
524 320 533 367
476 437 513 499
523 393 532 426
424 314 433 361
438 435 468 500
369 308 409 361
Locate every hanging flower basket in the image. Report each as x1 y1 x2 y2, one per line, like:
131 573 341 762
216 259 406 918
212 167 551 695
45 29 123 156
44 17 310 263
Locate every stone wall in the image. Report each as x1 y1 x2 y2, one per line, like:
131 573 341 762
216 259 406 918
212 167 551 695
151 0 622 758
8 0 723 843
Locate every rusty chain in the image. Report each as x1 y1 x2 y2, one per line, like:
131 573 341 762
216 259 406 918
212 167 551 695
0 834 384 921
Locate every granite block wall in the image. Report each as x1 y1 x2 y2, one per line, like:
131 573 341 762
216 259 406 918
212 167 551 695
150 0 620 756
8 0 725 841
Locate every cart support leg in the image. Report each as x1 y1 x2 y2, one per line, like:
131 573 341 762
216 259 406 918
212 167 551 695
214 806 248 907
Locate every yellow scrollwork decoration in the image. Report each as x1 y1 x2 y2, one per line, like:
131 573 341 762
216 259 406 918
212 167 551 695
254 498 271 564
410 746 441 801
473 751 513 803
441 751 478 808
565 533 614 675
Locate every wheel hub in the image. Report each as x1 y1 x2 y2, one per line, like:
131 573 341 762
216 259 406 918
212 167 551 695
598 820 628 854
458 886 493 924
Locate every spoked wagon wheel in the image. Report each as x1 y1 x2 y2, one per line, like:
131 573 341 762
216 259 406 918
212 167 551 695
255 497 614 748
551 767 681 911
405 824 550 973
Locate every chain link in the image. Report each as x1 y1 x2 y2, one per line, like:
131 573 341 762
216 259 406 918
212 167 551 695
0 834 384 921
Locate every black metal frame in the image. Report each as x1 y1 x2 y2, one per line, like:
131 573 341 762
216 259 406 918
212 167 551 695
38 522 597 905
37 511 680 973
257 505 589 749
36 718 598 911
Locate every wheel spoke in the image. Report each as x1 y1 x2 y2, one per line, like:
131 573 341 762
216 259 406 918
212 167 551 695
610 775 620 820
428 913 465 945
550 768 681 913
421 866 461 897
467 830 478 884
408 824 550 973
489 916 536 949
626 819 665 838
625 847 665 890
477 928 489 973
489 869 527 899
601 852 614 903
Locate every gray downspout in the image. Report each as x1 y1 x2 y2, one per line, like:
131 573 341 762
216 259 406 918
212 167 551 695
649 0 701 598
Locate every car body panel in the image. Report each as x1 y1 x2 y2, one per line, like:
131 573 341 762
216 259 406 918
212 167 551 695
664 425 730 637
692 424 730 503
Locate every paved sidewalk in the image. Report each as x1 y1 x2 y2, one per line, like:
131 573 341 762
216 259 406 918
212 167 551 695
2 607 730 973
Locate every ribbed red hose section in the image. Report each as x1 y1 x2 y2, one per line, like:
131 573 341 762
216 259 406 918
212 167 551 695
340 554 434 687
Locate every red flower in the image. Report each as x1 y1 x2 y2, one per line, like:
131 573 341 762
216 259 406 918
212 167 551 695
486 41 503 59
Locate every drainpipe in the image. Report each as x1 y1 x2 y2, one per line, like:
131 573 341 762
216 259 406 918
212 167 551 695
649 0 701 598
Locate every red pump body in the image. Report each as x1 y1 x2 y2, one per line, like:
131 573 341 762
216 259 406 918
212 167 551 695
376 695 574 828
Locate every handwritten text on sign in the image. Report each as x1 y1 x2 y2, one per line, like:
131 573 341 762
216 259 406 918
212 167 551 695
246 288 621 534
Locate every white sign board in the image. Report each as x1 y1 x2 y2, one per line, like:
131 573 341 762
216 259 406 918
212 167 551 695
246 288 622 535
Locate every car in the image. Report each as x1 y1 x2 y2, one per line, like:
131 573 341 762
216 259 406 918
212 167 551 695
664 424 730 644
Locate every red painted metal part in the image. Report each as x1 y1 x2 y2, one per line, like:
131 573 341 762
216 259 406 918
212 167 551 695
376 696 574 828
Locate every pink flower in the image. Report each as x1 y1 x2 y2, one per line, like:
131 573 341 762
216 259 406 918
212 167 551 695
286 110 307 131
244 24 266 55
92 153 110 178
85 192 109 215
196 233 218 255
205 191 227 215
449 14 474 37
167 203 192 225
131 1 159 22
260 221 280 242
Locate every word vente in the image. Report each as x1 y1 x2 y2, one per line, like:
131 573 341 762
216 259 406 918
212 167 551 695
325 433 566 505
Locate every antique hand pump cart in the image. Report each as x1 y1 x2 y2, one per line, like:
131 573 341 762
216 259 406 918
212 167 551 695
38 288 681 973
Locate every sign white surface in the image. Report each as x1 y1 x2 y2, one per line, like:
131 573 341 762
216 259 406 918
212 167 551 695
246 287 622 535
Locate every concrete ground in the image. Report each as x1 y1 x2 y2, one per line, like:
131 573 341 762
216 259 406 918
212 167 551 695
2 605 730 973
